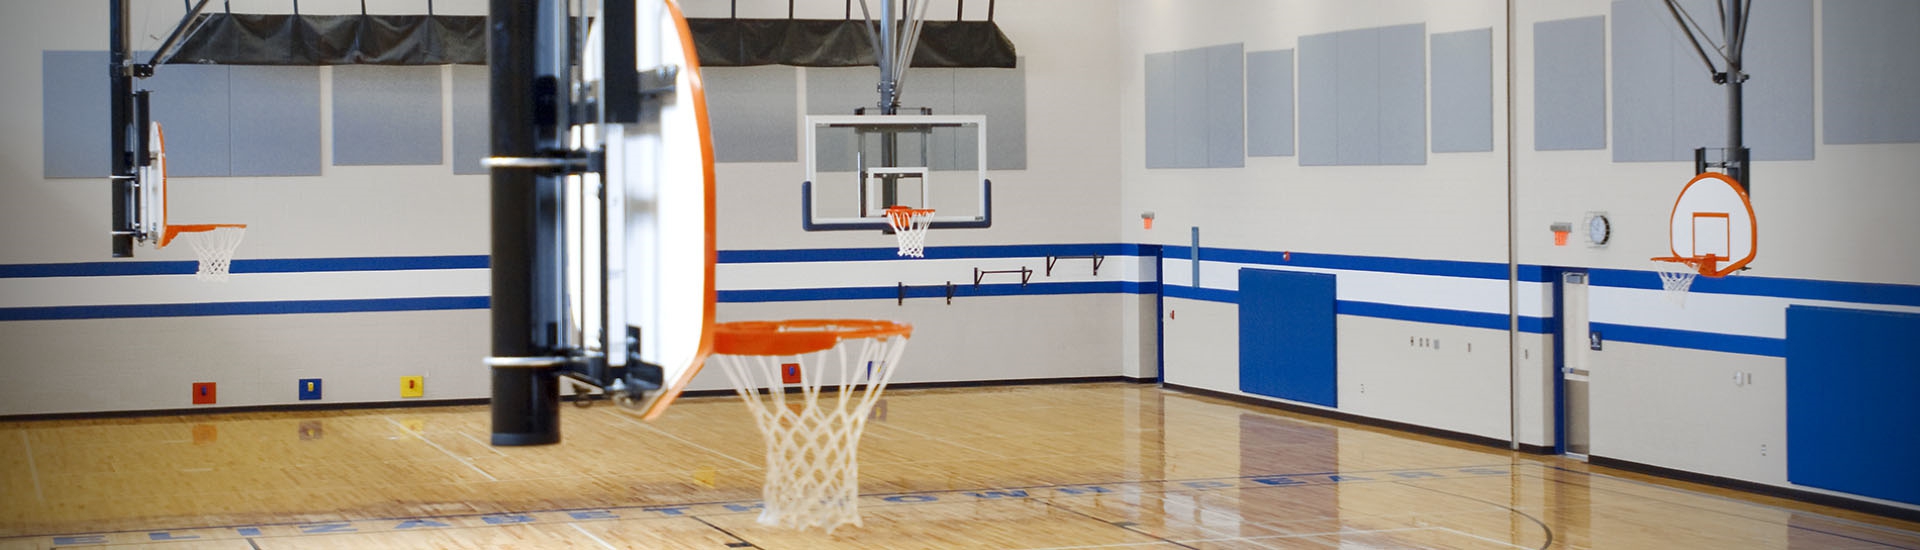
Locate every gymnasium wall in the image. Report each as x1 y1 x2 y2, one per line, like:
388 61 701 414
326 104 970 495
1516 0 1920 510
0 0 495 416
1117 0 1529 444
678 0 1144 394
1124 0 1919 512
0 0 1143 415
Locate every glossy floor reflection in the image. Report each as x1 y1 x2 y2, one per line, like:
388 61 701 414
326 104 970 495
2 383 1916 548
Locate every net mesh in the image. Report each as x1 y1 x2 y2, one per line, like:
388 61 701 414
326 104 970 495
167 225 247 283
1653 259 1699 307
712 329 910 532
886 207 933 258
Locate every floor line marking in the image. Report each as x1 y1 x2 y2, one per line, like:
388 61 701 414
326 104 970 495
1434 525 1533 550
21 431 44 504
602 410 759 469
462 432 507 456
568 523 619 550
1391 479 1553 550
384 416 497 482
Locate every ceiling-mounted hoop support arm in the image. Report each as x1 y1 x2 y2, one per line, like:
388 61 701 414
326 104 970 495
137 0 217 77
1661 0 1753 192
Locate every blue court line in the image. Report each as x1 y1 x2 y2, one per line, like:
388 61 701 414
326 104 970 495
0 255 489 278
0 297 488 321
1590 322 1785 358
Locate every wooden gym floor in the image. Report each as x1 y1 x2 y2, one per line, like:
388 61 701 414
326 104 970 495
2 383 1916 549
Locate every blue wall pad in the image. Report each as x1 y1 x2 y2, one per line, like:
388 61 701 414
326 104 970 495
704 66 798 163
332 66 443 166
1822 0 1920 144
1245 49 1295 157
230 66 322 176
1431 29 1494 153
1533 16 1607 151
450 65 489 175
1786 305 1920 506
1239 268 1337 408
42 51 109 178
1612 0 1812 161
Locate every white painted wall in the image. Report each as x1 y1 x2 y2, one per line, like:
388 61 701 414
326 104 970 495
1511 1 1920 510
1121 0 1522 445
0 0 493 415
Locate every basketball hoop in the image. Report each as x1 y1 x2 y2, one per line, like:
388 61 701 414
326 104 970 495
709 319 913 532
885 206 934 258
163 224 248 282
140 123 248 282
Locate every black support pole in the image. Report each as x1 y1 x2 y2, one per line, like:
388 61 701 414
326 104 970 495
489 0 564 446
109 0 135 257
1724 0 1749 191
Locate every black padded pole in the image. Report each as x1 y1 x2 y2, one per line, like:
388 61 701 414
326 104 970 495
109 0 135 257
489 0 562 446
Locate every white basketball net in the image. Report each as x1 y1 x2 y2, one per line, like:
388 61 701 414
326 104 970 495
180 226 247 283
713 333 911 533
886 208 933 258
1654 260 1698 307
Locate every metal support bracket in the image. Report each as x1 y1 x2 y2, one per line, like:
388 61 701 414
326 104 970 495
973 267 1032 288
946 281 955 304
1045 254 1104 277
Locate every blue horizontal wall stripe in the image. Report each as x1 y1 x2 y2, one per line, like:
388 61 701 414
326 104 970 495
1163 285 1237 303
1590 322 1786 357
719 281 1145 303
0 296 488 321
1337 301 1514 331
1590 268 1920 307
718 243 1141 264
1204 248 1513 280
0 255 489 278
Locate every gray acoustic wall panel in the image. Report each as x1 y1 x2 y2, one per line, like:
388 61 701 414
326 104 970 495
1144 52 1180 169
704 65 799 163
450 65 489 175
1613 0 1812 161
1172 48 1209 168
1145 45 1244 169
1206 44 1246 168
1431 29 1495 153
332 65 443 166
43 51 109 178
1335 30 1382 165
1298 26 1427 166
1298 34 1338 165
1742 0 1814 159
229 66 321 176
1376 24 1427 165
953 58 1027 170
1246 49 1295 157
1534 16 1607 151
1823 0 1920 144
144 63 231 176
